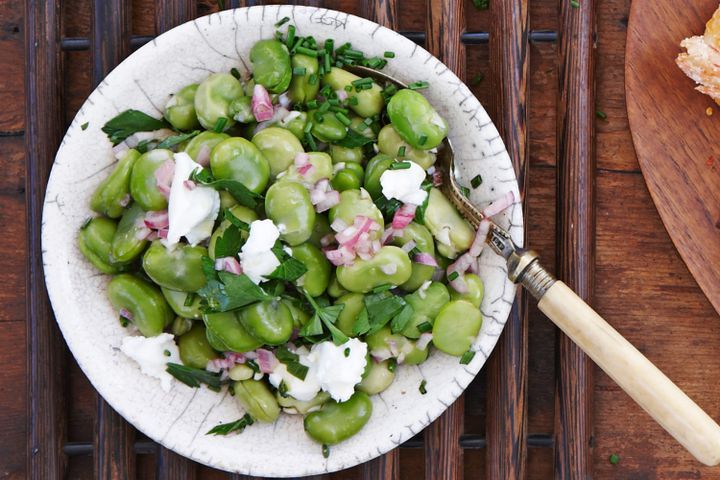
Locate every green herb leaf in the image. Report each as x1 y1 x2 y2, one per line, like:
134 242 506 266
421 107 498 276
352 307 371 336
334 128 374 149
223 208 250 230
214 224 243 258
217 271 270 309
191 168 261 208
267 245 308 282
299 291 348 344
299 312 324 337
81 122 89 131
414 192 431 224
135 139 156 154
102 109 167 145
419 379 427 394
206 413 254 435
286 361 309 381
459 350 476 365
364 292 406 335
609 454 620 465
417 321 433 333
390 304 414 333
156 130 200 150
470 174 483 189
166 362 224 391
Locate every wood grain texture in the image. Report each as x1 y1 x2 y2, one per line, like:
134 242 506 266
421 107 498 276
555 0 595 477
94 398 136 479
486 0 530 478
157 446 196 480
91 0 131 87
626 0 720 316
424 1 466 479
25 1 67 479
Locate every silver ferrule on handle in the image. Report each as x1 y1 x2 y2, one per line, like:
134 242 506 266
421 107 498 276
486 224 556 299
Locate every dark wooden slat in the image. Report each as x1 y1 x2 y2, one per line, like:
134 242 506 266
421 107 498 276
486 0 530 478
25 1 67 478
361 0 397 32
90 1 134 478
554 0 596 477
157 446 196 480
424 1 465 478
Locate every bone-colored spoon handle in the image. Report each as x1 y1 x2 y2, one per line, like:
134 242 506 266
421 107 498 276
538 280 720 466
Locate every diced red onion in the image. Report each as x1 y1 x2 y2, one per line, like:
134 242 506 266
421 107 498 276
325 245 355 266
278 93 291 108
315 190 340 212
215 256 242 275
432 169 443 186
146 231 159 241
252 84 274 122
119 194 131 207
256 348 279 373
392 204 417 230
196 144 211 167
154 159 175 199
380 227 396 245
330 218 348 233
224 352 246 364
401 240 417 254
119 308 133 321
380 263 398 275
469 219 491 257
294 152 310 167
157 228 168 239
320 234 335 248
144 210 169 230
134 227 152 240
447 252 475 293
416 333 433 351
243 351 258 360
335 89 348 101
482 190 515 218
183 180 196 190
371 240 381 252
297 163 314 176
426 166 436 175
386 339 399 357
414 252 438 267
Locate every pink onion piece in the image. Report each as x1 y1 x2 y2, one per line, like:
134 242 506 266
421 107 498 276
335 89 348 101
482 190 515 218
447 252 475 293
392 204 417 230
214 256 242 275
432 169 443 187
134 226 152 240
224 352 246 364
144 210 169 230
146 231 159 241
416 333 433 351
119 308 134 321
294 152 310 167
380 227 395 245
325 245 355 266
297 163 314 176
157 228 168 239
255 348 278 373
243 351 258 360
315 190 340 213
469 219 491 257
414 252 438 267
330 218 348 233
401 240 417 254
154 159 175 199
252 84 274 122
196 144 211 167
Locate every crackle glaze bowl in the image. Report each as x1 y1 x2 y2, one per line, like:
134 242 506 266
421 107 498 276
42 5 522 476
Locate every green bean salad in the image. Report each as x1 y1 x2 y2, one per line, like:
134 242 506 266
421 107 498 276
78 19 510 454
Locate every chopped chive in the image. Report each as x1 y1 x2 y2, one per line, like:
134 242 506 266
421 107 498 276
183 292 196 307
383 84 398 96
397 146 406 157
363 117 374 125
356 121 368 131
447 271 459 281
305 132 317 151
230 67 241 79
328 98 340 106
609 454 620 465
372 284 394 293
308 74 318 86
387 358 397 373
418 135 428 145
120 317 129 328
318 102 330 113
344 85 353 93
275 16 290 27
409 246 421 257
278 381 289 397
274 31 284 41
304 121 314 134
419 380 427 394
307 100 319 109
417 321 433 333
365 58 387 69
571 0 580 6
330 106 349 115
81 122 89 130
408 81 430 90
322 444 330 458
596 109 607 120
459 185 470 198
472 0 489 9
286 25 296 49
384 51 395 58
163 349 171 357
348 96 358 106
389 161 411 170
344 347 350 357
296 46 318 57
351 77 373 88
470 174 483 189
293 67 307 76
324 52 332 72
470 73 485 85
335 112 352 126
344 48 364 59
336 42 351 54
317 63 325 76
459 350 475 364
246 360 260 373
314 111 324 122
324 38 334 54
213 117 228 133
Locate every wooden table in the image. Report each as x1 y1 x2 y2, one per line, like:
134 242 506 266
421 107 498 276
5 0 720 478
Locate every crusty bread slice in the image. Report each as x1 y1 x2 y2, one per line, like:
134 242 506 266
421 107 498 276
677 5 720 104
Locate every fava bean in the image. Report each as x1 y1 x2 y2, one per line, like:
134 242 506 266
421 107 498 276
292 243 331 297
334 293 365 336
308 213 332 249
178 323 220 369
423 188 474 259
377 124 436 169
304 392 372 445
449 273 484 308
142 241 207 292
336 246 412 293
252 127 304 177
280 152 333 185
365 326 429 365
210 137 270 194
363 154 394 199
130 148 173 211
432 300 482 356
265 181 316 246
219 190 238 209
329 189 384 236
282 298 311 329
250 40 292 94
387 89 448 150
228 96 254 123
203 311 263 352
329 144 363 164
107 274 174 337
279 111 308 140
357 359 395 395
171 316 193 336
183 131 229 161
402 282 449 338
331 168 361 192
323 68 384 118
110 203 149 264
278 391 330 415
90 149 140 218
238 299 293 345
234 379 281 423
229 364 255 381
161 287 203 319
289 53 320 104
309 110 347 142
194 73 244 130
165 84 200 131
78 217 126 274
392 222 437 292
327 273 349 298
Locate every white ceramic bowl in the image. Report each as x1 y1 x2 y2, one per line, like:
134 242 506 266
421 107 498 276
43 5 522 476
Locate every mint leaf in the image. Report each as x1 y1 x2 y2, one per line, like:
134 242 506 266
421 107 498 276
206 413 254 435
299 290 347 344
191 169 261 209
223 208 250 230
334 128 374 148
390 304 414 333
352 307 371 336
166 362 224 391
214 224 243 258
196 256 270 312
102 109 167 145
267 245 308 282
364 292 406 334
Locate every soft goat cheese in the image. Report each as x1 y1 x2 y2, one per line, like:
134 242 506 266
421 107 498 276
239 219 281 284
379 160 428 205
309 338 368 402
268 353 320 402
120 333 181 392
166 152 220 247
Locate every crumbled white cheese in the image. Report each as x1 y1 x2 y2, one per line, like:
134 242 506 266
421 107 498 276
239 219 281 284
120 333 181 392
380 161 428 205
166 152 220 247
268 354 321 402
309 339 368 402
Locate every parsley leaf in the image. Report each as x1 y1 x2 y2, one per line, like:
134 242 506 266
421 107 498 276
352 307 371 336
191 168 261 209
363 292 407 335
334 128 374 148
196 256 270 312
299 290 348 344
267 245 308 282
166 362 224 391
102 109 168 145
390 304 414 333
223 208 250 230
206 413 254 435
214 224 243 258
275 346 311 381
156 130 200 150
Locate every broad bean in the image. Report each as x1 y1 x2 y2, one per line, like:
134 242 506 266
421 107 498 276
165 84 200 131
288 54 320 104
161 287 203 319
228 96 254 124
171 316 193 336
250 40 292 94
238 299 293 345
78 217 126 274
279 111 308 140
336 246 412 293
387 89 448 150
110 203 149 264
377 124 436 169
449 273 484 308
203 311 263 352
362 154 394 199
422 188 474 259
432 300 482 356
357 359 395 395
326 273 349 298
279 152 334 187
277 391 330 415
308 213 332 249
331 167 362 192
323 68 384 118
292 243 331 297
234 379 281 423
366 326 429 365
303 392 373 445
329 144 363 164
130 148 173 211
282 298 311 329
402 282 449 338
251 127 304 177
265 181 316 246
178 323 220 369
194 73 244 130
107 274 173 337
210 137 270 194
142 242 207 292
183 131 229 161
90 149 140 218
392 222 437 292
309 110 347 142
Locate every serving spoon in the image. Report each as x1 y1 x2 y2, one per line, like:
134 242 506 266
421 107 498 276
351 65 720 466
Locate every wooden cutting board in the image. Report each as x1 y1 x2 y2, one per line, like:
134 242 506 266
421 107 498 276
626 0 720 315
